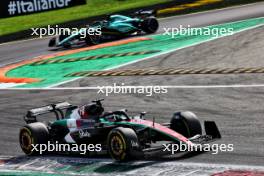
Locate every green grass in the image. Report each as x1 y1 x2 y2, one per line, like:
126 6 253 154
0 0 170 36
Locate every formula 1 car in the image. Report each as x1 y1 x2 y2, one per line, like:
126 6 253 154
19 99 221 161
48 10 159 48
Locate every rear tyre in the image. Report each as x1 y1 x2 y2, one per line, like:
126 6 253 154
170 111 202 138
107 127 139 161
19 122 49 155
141 17 159 34
62 43 71 48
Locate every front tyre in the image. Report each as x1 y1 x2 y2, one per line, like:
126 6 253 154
170 111 202 138
48 37 56 47
107 127 139 161
19 122 49 155
141 17 159 34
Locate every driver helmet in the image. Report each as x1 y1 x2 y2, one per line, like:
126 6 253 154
78 103 104 119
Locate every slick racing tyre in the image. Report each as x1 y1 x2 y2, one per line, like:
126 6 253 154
85 34 101 45
141 17 159 34
19 122 49 155
48 37 56 47
170 111 202 138
107 127 139 161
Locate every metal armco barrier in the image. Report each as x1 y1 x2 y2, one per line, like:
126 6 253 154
65 67 264 77
0 0 86 18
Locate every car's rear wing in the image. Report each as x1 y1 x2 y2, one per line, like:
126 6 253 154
24 102 77 124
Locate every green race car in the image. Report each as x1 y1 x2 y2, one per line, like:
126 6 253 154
48 10 159 48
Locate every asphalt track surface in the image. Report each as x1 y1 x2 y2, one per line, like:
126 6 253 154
0 2 264 175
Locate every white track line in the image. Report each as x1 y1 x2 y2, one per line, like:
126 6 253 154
0 83 25 88
181 170 200 176
166 84 264 88
3 84 264 90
